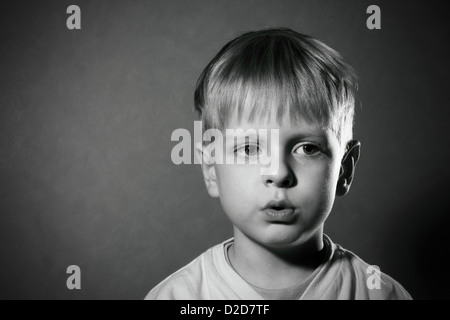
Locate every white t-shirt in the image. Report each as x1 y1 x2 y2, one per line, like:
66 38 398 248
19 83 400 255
145 235 412 300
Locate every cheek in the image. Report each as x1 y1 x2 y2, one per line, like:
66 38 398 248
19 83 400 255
215 165 260 209
297 161 340 206
216 164 260 186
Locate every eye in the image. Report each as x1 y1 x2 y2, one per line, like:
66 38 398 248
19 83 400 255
235 144 261 157
245 144 259 156
294 144 321 156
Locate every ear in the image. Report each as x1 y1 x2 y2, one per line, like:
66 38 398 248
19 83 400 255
336 140 361 197
195 142 220 198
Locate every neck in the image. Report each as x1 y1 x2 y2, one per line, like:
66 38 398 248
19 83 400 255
228 227 326 290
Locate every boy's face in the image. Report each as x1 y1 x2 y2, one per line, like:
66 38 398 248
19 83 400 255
204 115 347 248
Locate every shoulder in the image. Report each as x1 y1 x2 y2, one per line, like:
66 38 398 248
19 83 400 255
328 237 412 300
145 244 218 300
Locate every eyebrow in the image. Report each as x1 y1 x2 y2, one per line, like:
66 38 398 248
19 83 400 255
224 127 331 143
224 129 260 138
285 132 332 149
289 132 328 139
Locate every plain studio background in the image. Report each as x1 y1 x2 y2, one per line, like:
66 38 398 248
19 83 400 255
0 0 449 299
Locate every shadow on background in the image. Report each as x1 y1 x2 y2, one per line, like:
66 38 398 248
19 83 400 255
385 177 450 299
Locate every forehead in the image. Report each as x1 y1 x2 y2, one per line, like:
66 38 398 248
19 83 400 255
205 60 334 133
224 114 335 141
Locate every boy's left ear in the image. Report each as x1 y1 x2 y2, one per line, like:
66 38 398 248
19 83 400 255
336 140 361 197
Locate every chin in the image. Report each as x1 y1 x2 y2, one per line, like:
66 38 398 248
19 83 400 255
259 228 308 248
260 223 324 248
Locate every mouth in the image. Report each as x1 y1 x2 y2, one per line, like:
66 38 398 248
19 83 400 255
261 200 297 223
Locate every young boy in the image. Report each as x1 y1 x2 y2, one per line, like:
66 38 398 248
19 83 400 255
146 28 412 300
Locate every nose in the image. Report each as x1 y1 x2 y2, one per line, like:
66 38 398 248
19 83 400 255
262 155 295 188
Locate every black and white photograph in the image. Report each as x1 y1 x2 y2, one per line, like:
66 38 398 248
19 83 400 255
0 0 449 302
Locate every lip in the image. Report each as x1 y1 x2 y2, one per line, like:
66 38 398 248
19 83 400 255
261 200 297 223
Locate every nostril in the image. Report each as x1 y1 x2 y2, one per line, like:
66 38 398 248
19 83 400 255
263 171 296 188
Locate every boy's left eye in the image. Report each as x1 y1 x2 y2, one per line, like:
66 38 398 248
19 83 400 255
294 144 320 156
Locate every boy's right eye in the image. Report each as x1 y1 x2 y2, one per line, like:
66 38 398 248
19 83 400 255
235 144 261 157
244 144 259 156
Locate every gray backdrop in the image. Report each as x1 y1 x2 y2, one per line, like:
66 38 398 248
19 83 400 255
1 0 449 299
